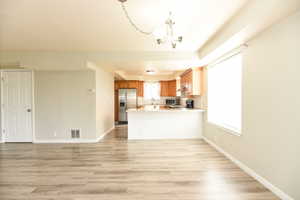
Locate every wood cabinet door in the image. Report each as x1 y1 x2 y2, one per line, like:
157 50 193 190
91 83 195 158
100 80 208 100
180 73 187 93
167 80 176 97
118 81 128 89
180 69 192 96
180 67 203 96
176 79 181 96
186 70 193 95
160 81 168 97
137 81 144 97
128 80 138 89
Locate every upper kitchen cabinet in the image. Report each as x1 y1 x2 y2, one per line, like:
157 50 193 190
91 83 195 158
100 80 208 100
115 80 144 97
160 80 177 97
167 80 176 97
176 78 181 97
180 67 203 96
115 80 128 89
160 81 169 97
137 81 144 97
127 80 138 89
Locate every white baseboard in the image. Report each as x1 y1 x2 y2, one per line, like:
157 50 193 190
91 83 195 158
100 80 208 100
34 126 115 144
96 126 115 142
203 137 294 200
33 139 99 144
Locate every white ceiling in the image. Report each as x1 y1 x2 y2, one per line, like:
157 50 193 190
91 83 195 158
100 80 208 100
1 0 297 79
0 0 247 52
0 0 249 78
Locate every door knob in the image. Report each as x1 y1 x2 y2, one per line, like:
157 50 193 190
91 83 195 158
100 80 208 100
27 109 31 112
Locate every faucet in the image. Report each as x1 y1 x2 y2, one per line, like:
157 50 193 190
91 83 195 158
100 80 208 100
151 98 155 105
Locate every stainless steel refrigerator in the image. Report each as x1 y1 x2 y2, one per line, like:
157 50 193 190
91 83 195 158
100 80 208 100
118 89 137 122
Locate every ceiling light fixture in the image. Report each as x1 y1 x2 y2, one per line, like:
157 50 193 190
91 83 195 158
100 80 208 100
146 69 155 75
118 0 183 49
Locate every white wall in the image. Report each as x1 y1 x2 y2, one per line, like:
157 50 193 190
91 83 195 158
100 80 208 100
0 62 114 142
0 79 1 142
203 11 300 199
34 70 96 141
95 66 115 138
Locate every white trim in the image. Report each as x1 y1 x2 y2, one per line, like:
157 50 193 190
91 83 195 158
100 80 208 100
33 139 100 144
207 121 241 136
0 72 4 143
208 49 244 69
31 71 36 143
96 126 115 142
205 44 247 68
203 136 294 200
34 126 115 144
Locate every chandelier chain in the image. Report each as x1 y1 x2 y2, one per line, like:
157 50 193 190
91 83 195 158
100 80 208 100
120 2 153 35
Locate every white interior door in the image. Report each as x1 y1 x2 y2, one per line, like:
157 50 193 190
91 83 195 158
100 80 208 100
2 71 33 142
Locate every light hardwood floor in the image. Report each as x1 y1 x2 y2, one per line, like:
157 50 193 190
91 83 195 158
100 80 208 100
0 126 278 200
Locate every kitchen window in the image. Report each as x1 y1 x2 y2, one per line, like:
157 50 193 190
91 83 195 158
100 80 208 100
144 81 160 100
207 53 242 134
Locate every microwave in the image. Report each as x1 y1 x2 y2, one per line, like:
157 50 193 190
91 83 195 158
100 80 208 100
166 99 176 105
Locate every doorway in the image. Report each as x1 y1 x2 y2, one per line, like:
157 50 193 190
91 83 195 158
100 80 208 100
1 71 34 142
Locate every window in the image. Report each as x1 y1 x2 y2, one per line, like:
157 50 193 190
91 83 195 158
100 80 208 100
144 81 160 100
207 53 242 134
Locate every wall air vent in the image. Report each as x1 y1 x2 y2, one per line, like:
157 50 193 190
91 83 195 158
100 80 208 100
71 129 81 138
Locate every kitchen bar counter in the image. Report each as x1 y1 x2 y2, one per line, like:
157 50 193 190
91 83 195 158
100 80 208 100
128 105 204 140
127 105 205 113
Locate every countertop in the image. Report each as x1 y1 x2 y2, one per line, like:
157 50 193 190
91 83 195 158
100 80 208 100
127 105 205 113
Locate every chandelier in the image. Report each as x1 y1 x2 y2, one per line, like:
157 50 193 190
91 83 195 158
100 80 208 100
118 0 183 48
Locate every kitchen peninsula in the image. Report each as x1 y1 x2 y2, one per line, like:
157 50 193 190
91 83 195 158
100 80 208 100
127 105 204 139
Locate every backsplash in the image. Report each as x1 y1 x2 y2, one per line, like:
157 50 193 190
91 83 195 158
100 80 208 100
138 97 177 106
138 96 204 109
181 96 204 109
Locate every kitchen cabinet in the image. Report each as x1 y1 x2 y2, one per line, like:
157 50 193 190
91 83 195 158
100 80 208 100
176 78 181 96
137 81 144 97
167 80 176 97
160 80 177 97
180 67 203 96
115 80 144 97
128 80 138 89
160 81 169 97
116 81 128 89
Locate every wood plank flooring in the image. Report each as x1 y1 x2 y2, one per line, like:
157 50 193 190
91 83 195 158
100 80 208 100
0 126 278 200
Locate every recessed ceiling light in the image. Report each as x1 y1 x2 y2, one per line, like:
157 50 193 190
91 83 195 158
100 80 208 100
146 69 155 75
